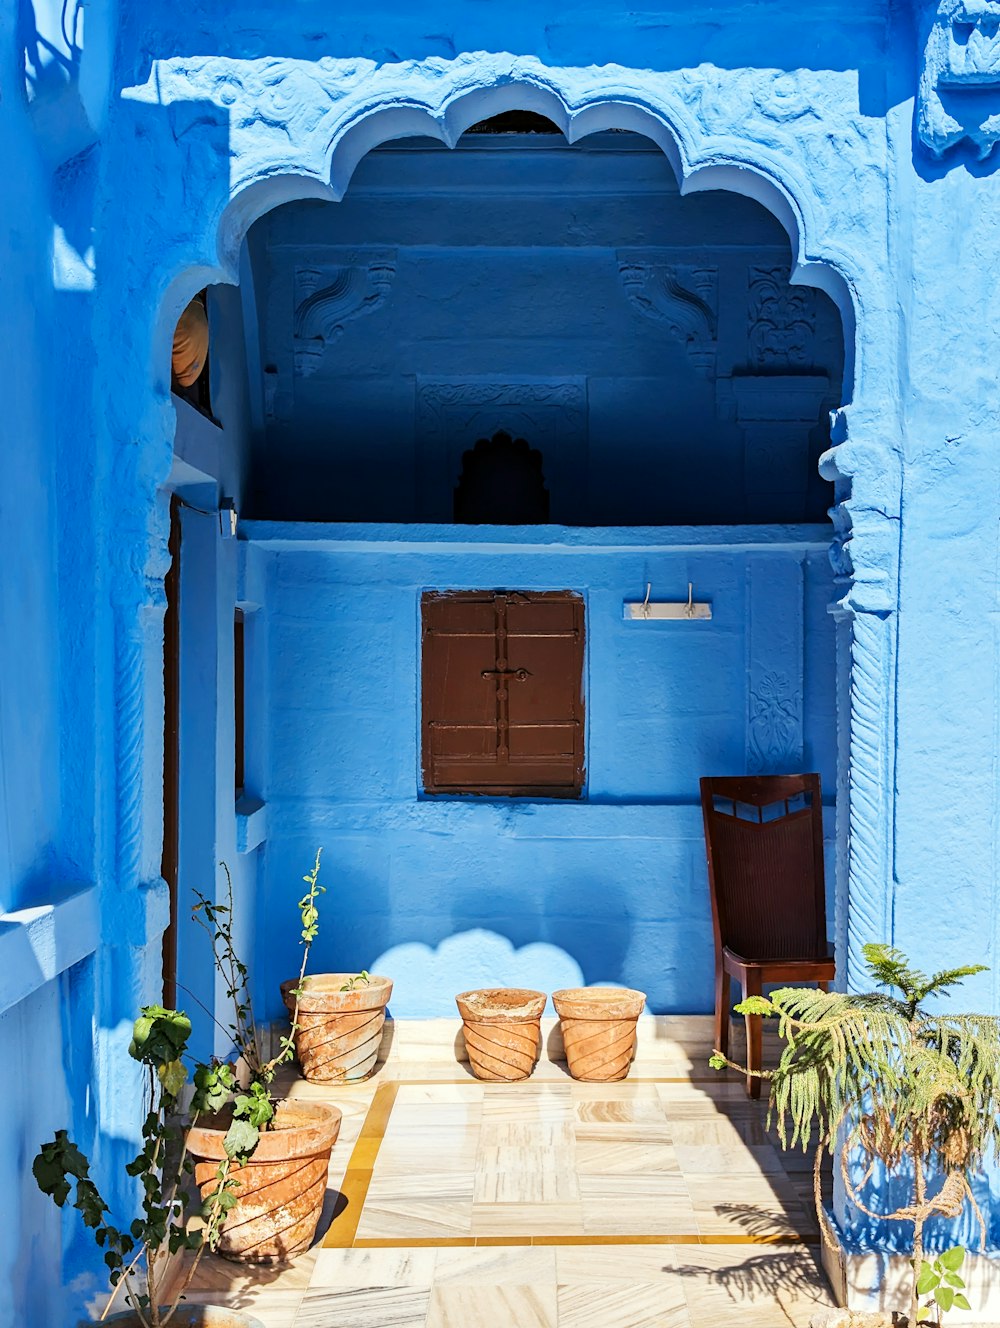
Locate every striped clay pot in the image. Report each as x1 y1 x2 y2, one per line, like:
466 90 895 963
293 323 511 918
456 988 547 1081
552 987 646 1082
187 1100 341 1263
281 974 392 1082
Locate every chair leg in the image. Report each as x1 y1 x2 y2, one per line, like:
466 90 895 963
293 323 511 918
818 981 829 993
742 970 763 1100
714 960 729 1058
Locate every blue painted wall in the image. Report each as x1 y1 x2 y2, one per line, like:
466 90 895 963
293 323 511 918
8 0 1000 1319
243 524 836 1018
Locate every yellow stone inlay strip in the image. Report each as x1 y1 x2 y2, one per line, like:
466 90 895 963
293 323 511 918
322 1080 400 1248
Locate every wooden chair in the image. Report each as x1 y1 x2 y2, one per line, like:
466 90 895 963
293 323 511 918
699 773 835 1098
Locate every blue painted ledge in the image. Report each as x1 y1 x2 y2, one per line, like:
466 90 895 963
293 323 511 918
0 886 99 1015
236 794 267 854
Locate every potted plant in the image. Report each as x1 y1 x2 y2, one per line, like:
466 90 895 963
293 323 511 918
185 852 342 1263
278 852 393 1082
33 1005 262 1327
551 986 646 1081
455 988 547 1080
710 944 1000 1327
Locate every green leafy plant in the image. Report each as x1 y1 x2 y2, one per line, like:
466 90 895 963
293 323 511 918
190 849 324 1240
33 1007 232 1327
916 1245 971 1323
710 944 1000 1327
340 970 371 993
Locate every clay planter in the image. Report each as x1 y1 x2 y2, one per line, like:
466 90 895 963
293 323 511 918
456 988 547 1081
281 974 392 1082
103 1309 264 1328
552 986 646 1082
187 1100 341 1263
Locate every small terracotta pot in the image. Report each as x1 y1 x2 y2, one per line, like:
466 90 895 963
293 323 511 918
281 974 393 1082
552 986 646 1082
456 988 547 1081
187 1100 341 1263
102 1309 265 1328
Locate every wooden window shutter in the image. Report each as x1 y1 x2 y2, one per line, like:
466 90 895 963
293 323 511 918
421 591 585 797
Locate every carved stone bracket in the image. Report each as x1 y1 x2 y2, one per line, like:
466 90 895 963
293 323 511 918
919 0 1000 159
293 249 397 376
616 251 718 375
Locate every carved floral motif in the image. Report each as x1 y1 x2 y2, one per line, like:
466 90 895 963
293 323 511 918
616 252 718 375
919 0 1000 159
748 266 817 369
293 250 397 375
748 670 802 773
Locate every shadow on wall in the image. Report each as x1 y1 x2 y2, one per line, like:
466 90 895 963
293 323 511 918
370 929 586 1017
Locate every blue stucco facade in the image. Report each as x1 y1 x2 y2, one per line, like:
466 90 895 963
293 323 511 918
4 0 1000 1321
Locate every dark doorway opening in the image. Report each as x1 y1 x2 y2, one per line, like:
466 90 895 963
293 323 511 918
454 431 550 524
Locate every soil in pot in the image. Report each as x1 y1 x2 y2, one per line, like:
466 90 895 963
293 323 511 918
551 986 646 1082
455 988 547 1081
187 1100 341 1263
99 1308 265 1328
281 974 392 1082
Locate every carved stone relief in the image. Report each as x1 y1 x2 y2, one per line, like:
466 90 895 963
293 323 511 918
616 252 718 375
919 0 1000 159
747 266 817 370
415 378 587 522
748 671 803 773
293 249 397 376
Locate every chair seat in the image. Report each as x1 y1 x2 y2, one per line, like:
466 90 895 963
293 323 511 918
723 947 835 972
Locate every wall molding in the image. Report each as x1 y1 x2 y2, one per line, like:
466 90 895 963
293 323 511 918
616 251 718 375
0 886 99 1015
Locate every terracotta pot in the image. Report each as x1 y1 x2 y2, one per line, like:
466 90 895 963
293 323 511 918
187 1100 341 1263
102 1309 264 1327
552 986 646 1082
455 988 547 1081
281 974 392 1082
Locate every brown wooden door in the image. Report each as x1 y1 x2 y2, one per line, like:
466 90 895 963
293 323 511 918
161 495 181 1005
421 591 585 797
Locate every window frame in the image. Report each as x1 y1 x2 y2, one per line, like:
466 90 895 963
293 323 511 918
420 589 586 800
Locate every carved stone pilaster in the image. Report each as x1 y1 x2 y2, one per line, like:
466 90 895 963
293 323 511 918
616 252 718 375
293 249 397 376
717 374 829 521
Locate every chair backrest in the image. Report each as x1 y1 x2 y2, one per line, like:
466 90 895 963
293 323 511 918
699 774 827 961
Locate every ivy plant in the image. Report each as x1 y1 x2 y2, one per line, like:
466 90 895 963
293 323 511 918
711 945 1000 1327
33 1006 232 1328
917 1245 972 1324
190 849 325 1238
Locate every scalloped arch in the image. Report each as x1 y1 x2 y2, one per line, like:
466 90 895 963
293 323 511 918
208 77 856 399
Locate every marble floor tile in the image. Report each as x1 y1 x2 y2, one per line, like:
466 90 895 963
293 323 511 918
425 1283 557 1328
557 1281 689 1328
673 1142 786 1176
366 1169 476 1202
185 1248 318 1293
575 1140 680 1174
577 1173 692 1200
666 1117 768 1147
555 1245 679 1282
295 1284 431 1328
356 1197 474 1239
581 1194 700 1236
471 1201 585 1236
473 1161 580 1204
395 1083 485 1105
309 1247 437 1288
574 1098 669 1124
180 1289 305 1328
432 1246 557 1284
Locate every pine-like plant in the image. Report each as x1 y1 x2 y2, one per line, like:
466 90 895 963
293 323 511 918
711 944 1000 1326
